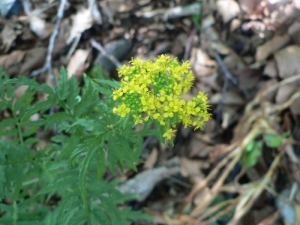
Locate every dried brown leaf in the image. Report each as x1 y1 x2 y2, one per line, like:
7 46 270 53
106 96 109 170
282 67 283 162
275 83 297 104
188 136 208 158
143 148 158 169
239 0 261 14
21 48 47 75
15 85 29 99
180 158 207 183
67 49 90 80
67 8 93 44
0 51 26 76
237 68 261 91
1 23 17 52
29 16 53 39
210 91 244 105
255 35 290 61
274 45 300 78
263 59 278 78
217 0 241 23
290 94 300 115
190 48 218 78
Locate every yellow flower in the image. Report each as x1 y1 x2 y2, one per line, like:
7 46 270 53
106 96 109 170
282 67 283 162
112 54 210 141
163 128 176 140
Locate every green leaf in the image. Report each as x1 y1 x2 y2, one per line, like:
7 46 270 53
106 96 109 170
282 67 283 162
68 118 97 131
79 147 97 206
96 149 106 180
55 67 70 100
44 112 73 130
4 76 54 95
13 89 35 117
243 141 262 168
263 133 282 148
66 76 81 109
94 78 120 88
91 80 111 95
20 96 56 122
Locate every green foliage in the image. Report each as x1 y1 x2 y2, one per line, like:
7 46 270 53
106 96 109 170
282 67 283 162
0 67 152 224
242 132 288 168
243 138 263 168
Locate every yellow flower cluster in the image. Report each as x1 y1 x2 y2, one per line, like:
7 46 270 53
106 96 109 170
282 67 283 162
112 55 210 140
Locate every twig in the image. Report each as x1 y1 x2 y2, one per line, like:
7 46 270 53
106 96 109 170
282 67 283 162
214 52 238 86
90 39 122 68
214 52 238 126
30 0 68 89
183 29 196 61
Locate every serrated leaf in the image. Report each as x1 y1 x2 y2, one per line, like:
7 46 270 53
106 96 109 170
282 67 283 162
0 101 9 111
91 80 111 95
0 118 16 128
4 76 54 95
79 146 97 206
20 119 46 127
13 89 35 117
21 96 56 122
55 67 70 100
69 118 97 131
94 78 120 88
24 137 39 146
22 126 39 138
44 112 74 130
96 149 106 180
66 76 81 109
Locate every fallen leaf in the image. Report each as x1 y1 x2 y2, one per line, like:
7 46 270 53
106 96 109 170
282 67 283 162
290 94 300 115
21 47 47 75
239 0 261 14
210 90 245 105
211 42 232 55
29 16 53 39
116 165 180 202
230 18 242 32
188 136 208 157
190 48 218 78
274 45 300 78
217 0 241 23
275 83 297 104
15 85 29 99
0 50 26 76
67 49 90 80
255 35 290 61
200 72 221 91
180 158 207 183
143 148 158 169
67 8 93 44
263 59 278 78
222 106 237 129
1 22 17 52
223 53 246 72
237 68 261 91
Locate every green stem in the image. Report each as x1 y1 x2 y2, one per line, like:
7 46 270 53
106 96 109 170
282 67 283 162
17 122 24 146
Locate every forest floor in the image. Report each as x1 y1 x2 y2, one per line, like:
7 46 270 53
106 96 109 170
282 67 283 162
1 0 300 224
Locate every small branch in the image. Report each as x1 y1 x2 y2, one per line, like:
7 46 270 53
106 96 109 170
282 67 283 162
183 29 196 61
90 39 122 68
214 52 238 125
30 0 68 89
214 52 238 86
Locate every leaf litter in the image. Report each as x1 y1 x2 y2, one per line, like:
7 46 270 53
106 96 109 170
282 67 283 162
1 0 300 224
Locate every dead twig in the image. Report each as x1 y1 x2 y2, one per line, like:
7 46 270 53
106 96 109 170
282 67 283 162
90 39 122 69
214 52 238 126
30 0 68 89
